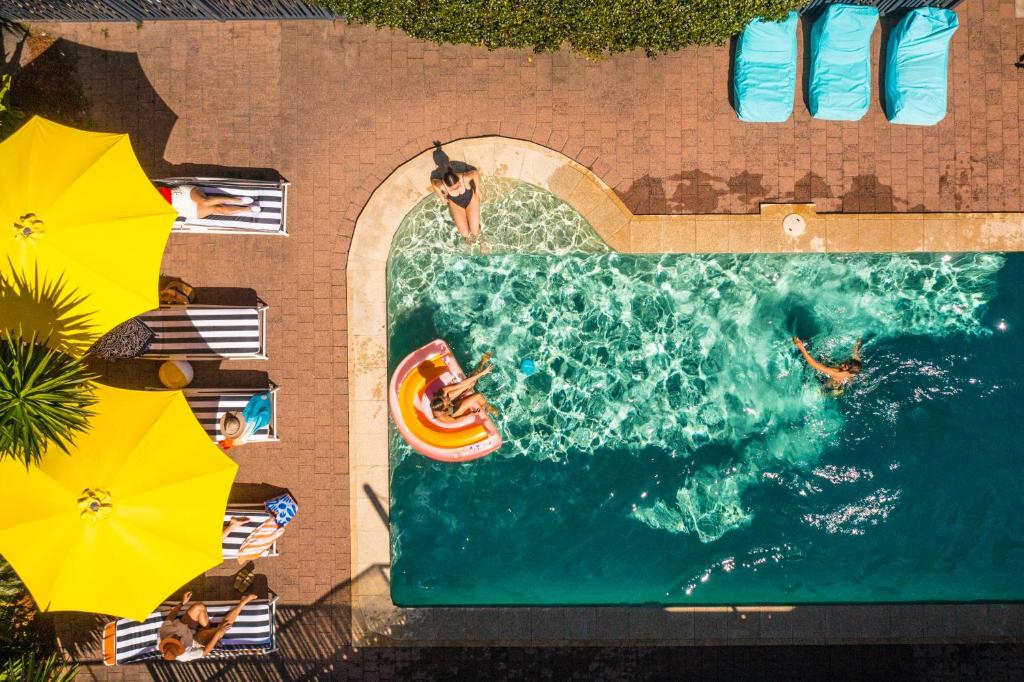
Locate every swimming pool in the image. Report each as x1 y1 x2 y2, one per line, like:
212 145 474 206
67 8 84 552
387 180 1024 606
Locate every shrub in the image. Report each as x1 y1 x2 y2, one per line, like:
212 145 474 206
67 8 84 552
0 332 97 468
0 74 25 140
0 558 77 682
318 0 803 57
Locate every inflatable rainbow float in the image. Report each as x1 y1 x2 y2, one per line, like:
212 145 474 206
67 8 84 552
388 339 502 462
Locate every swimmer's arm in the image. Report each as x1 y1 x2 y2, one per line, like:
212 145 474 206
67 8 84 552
852 337 863 361
793 338 848 382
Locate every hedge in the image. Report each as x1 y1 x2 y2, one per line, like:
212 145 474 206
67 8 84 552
319 0 804 57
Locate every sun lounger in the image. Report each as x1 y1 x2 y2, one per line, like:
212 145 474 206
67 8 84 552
808 4 879 121
884 7 958 126
139 303 268 360
223 504 281 560
156 177 289 236
102 596 278 665
733 11 799 123
185 385 279 443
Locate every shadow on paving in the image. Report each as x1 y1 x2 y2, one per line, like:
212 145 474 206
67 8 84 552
8 35 282 182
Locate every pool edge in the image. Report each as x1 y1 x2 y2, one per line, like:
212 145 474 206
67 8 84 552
347 136 1024 646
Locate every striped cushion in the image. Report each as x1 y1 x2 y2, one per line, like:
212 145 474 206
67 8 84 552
172 184 284 233
140 307 262 358
105 600 275 665
222 511 277 559
187 392 273 442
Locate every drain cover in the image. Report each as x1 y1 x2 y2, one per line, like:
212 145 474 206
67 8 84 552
783 213 806 237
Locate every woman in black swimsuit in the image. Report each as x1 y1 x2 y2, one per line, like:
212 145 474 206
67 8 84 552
432 165 483 243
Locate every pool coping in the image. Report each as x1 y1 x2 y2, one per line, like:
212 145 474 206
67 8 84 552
347 136 1024 646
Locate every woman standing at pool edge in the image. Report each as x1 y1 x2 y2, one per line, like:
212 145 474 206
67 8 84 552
432 165 483 244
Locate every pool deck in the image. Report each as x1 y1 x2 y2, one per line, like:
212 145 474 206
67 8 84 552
8 3 1024 676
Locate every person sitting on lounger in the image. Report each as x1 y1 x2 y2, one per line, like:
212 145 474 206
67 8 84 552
158 591 258 663
158 184 261 220
431 166 483 243
430 354 495 421
792 336 863 396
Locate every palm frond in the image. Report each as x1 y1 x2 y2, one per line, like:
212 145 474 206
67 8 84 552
0 652 77 682
0 332 97 467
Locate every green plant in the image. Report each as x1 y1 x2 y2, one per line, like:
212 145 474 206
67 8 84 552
0 652 77 682
318 0 803 57
0 557 76 682
0 74 25 140
0 332 97 468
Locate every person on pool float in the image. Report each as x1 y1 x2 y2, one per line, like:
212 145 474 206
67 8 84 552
158 592 257 663
792 336 863 396
430 354 496 421
431 165 482 244
157 184 261 220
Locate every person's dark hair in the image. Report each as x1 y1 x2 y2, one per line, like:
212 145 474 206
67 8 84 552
841 359 863 374
430 396 446 412
442 166 459 187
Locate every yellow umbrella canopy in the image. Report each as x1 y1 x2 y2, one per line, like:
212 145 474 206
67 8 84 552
0 385 237 621
0 116 176 349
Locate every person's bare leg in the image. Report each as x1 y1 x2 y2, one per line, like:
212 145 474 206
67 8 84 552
451 394 487 418
204 204 255 217
466 192 482 237
220 594 257 630
206 195 252 207
185 603 209 628
447 204 472 240
441 366 493 399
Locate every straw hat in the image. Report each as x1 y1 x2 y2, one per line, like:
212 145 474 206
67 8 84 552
219 411 247 440
160 637 186 660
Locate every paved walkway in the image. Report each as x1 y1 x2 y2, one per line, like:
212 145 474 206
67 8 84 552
7 2 1024 677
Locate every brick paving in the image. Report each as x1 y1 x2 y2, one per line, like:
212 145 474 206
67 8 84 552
4 1 1024 678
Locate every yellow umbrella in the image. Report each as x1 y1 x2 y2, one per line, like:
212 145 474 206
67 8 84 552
0 385 237 621
0 116 176 347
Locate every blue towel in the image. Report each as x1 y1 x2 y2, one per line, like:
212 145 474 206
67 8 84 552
884 8 958 126
734 11 800 123
240 392 272 441
809 4 879 121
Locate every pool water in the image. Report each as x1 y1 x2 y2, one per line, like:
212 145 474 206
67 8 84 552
387 180 1024 606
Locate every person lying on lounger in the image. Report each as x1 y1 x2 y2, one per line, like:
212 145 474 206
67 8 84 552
431 165 483 244
158 591 258 663
158 184 261 220
792 336 863 396
430 354 496 421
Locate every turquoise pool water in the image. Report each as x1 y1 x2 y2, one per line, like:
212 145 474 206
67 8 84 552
387 180 1024 605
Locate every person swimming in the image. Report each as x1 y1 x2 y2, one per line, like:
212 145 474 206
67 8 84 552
792 336 863 396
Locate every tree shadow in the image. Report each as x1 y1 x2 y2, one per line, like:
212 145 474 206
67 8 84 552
0 20 28 79
10 37 282 182
0 266 98 355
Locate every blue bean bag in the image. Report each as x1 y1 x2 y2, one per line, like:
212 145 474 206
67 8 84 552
734 11 800 123
884 7 959 126
808 4 879 121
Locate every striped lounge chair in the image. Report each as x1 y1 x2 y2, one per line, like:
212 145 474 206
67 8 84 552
102 596 278 665
156 177 289 236
223 504 281 560
139 303 268 360
185 386 279 443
